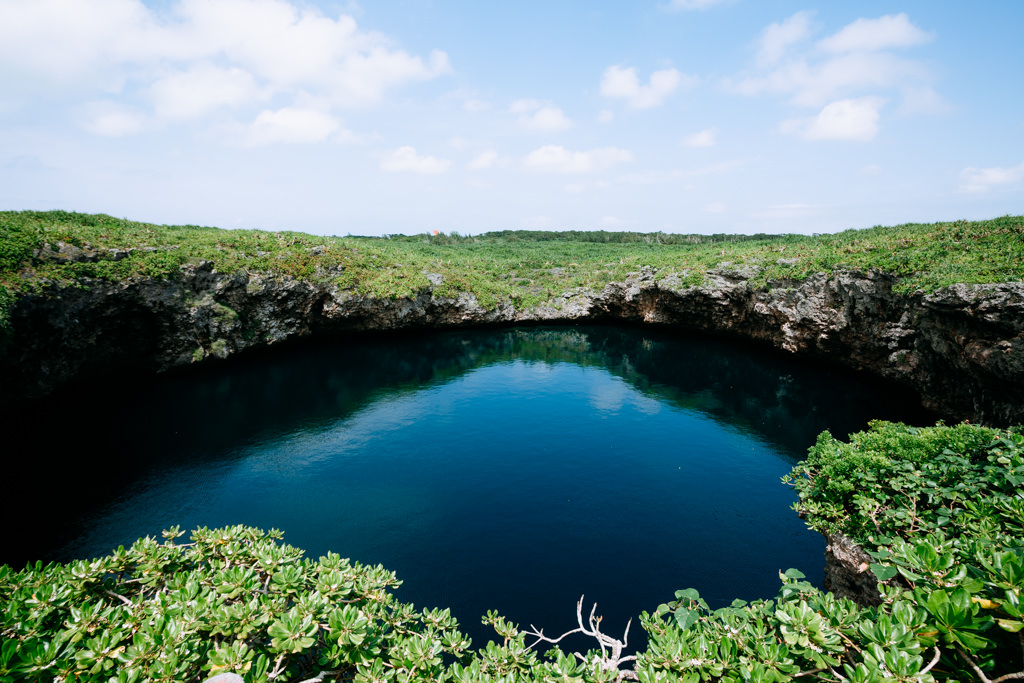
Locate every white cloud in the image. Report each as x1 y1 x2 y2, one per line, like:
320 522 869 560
781 97 885 141
818 13 933 53
81 100 148 137
0 0 450 134
563 183 587 194
683 127 717 147
958 161 1024 194
731 50 926 108
509 100 572 132
757 11 814 66
381 146 452 174
169 0 451 107
727 12 936 120
666 0 734 10
523 145 633 173
149 64 265 121
600 66 694 109
0 0 157 81
704 202 727 213
597 109 614 123
243 107 345 146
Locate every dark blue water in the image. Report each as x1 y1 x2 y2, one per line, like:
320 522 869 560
3 326 935 649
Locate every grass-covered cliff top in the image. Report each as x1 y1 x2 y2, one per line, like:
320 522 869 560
2 211 1022 321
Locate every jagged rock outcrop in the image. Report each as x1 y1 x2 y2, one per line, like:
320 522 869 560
2 261 1022 426
820 533 912 607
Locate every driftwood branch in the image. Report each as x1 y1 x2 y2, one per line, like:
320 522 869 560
957 647 1024 683
523 596 638 682
921 647 942 676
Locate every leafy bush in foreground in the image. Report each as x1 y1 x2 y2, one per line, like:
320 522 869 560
2 423 1023 683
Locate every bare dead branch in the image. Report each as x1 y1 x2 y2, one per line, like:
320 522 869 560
921 647 942 675
958 647 992 683
523 596 637 683
103 589 134 607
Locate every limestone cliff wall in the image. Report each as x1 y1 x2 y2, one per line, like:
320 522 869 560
3 261 1022 426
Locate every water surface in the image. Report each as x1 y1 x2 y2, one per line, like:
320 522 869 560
4 326 935 648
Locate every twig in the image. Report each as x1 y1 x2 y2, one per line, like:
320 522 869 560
794 667 828 678
957 647 990 683
268 653 287 681
921 647 942 676
103 590 134 607
957 647 1024 683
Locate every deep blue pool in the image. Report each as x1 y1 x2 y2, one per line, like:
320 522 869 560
5 325 935 649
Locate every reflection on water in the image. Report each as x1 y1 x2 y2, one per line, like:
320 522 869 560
4 325 935 649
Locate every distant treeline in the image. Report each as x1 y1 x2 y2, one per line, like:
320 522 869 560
376 229 810 245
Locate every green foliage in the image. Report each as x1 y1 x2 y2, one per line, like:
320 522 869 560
0 525 476 682
784 421 1024 540
1 210 1022 337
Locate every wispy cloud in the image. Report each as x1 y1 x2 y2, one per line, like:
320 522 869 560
510 99 573 132
600 66 695 109
817 13 933 53
523 145 633 173
241 107 349 147
380 146 452 174
467 150 511 170
958 161 1024 194
756 11 815 67
683 127 718 147
780 97 885 141
81 101 148 137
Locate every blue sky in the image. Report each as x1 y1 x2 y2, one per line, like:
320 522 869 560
1 0 1021 236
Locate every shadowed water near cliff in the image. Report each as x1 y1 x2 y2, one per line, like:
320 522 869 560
5 326 935 649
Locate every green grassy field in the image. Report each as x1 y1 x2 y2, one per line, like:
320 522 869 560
2 211 1022 333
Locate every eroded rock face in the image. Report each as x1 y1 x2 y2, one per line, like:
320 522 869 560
2 263 1022 426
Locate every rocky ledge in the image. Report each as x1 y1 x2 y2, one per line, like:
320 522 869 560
2 261 1022 426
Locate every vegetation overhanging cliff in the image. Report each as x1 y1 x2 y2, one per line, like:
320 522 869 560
1 211 1022 424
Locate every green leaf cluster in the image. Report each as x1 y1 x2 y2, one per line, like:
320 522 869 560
0 524 474 683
